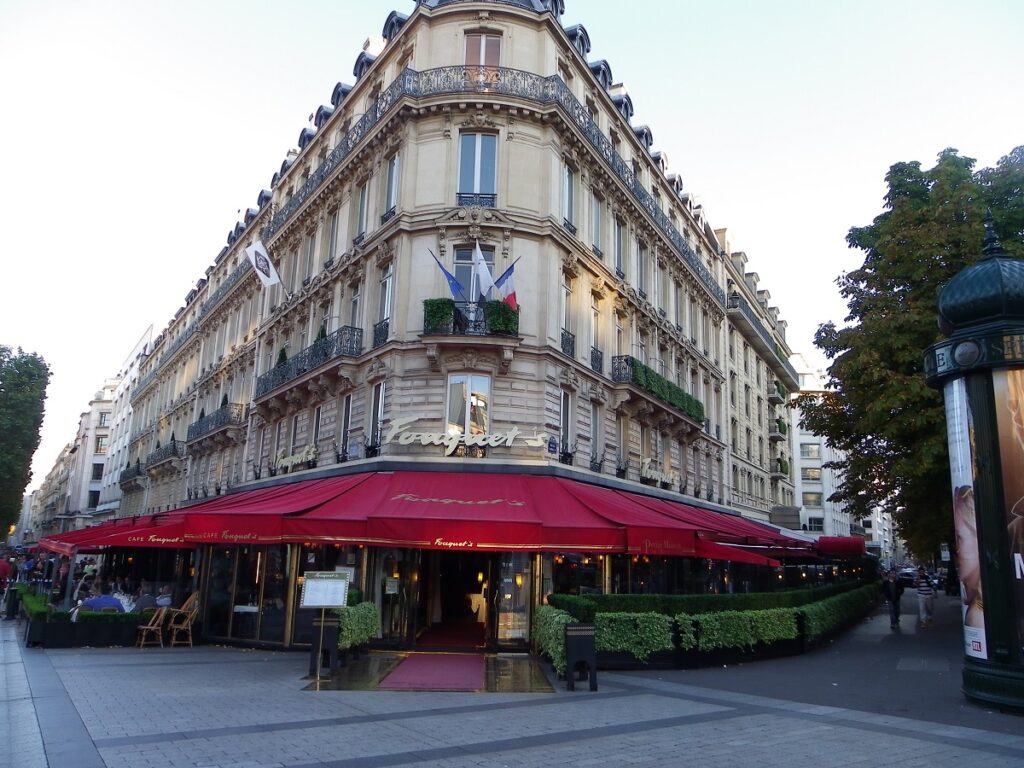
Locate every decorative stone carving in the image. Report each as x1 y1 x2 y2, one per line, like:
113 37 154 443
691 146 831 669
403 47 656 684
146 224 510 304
559 366 581 392
365 357 390 383
459 111 497 129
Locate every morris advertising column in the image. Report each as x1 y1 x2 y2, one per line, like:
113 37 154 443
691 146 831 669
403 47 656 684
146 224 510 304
924 218 1024 709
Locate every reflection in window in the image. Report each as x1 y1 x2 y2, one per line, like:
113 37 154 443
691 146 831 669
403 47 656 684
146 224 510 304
447 374 490 436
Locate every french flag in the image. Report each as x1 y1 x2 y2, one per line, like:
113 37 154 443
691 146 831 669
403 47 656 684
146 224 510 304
494 259 519 311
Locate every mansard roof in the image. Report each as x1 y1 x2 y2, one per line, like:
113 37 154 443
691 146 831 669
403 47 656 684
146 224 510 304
415 0 563 15
382 10 409 40
588 59 613 90
331 82 353 107
563 24 590 58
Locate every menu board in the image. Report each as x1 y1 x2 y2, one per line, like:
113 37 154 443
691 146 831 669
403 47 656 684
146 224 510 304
300 571 350 608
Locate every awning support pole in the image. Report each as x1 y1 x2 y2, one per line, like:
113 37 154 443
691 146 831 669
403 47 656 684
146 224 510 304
61 547 78 610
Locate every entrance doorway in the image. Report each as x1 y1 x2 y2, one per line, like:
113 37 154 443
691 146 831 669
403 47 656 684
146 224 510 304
417 551 494 649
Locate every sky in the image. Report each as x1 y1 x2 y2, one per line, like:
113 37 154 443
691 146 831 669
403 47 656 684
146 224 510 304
2 0 1022 492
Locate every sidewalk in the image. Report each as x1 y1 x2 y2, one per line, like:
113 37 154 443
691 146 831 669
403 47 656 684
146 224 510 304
2 593 1022 768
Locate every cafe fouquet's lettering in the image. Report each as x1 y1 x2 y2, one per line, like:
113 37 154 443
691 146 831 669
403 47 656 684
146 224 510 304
384 415 550 456
640 458 679 486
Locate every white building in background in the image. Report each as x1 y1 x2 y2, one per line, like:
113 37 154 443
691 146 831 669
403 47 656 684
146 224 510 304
789 353 897 561
790 354 852 537
63 381 118 527
96 327 154 520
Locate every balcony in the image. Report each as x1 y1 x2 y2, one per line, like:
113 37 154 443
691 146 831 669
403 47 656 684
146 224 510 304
255 326 363 400
145 440 186 472
118 463 146 490
380 206 397 225
373 319 390 349
186 403 247 448
590 346 604 374
611 355 705 428
768 418 788 442
421 299 520 373
130 369 159 404
456 193 496 207
563 218 577 236
726 292 800 389
770 458 790 480
560 329 576 358
768 381 786 405
260 66 723 307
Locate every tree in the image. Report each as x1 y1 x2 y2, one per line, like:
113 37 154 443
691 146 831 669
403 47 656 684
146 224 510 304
799 147 1024 560
0 346 50 531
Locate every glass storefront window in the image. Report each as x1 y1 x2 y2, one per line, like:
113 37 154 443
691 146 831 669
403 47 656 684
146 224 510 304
293 544 364 645
206 547 236 637
497 553 531 643
259 546 290 643
547 553 603 596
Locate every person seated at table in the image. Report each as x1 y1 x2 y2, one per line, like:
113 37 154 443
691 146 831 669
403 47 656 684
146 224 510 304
155 585 174 608
134 582 158 612
79 582 125 613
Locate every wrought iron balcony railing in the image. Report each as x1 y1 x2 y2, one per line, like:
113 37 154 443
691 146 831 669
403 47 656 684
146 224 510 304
159 323 198 366
118 464 145 484
187 403 247 443
261 66 723 304
611 355 705 424
590 346 604 374
563 218 577 235
131 369 159 403
380 206 397 224
373 319 390 348
422 300 519 336
145 440 186 468
456 193 497 207
560 329 576 358
255 326 363 398
199 260 252 320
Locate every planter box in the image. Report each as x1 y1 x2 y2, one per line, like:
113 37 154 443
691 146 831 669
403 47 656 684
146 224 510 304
24 618 139 648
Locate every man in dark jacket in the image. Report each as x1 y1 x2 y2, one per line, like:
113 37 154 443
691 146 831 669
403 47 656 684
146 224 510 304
882 568 904 629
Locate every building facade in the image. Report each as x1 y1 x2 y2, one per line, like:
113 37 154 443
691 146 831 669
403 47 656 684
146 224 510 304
98 327 153 519
58 0 823 649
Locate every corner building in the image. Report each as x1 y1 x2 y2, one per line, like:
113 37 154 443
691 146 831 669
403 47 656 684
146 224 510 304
116 0 805 650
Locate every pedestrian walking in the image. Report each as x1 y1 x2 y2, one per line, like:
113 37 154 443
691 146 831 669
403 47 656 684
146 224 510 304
915 566 935 626
882 568 904 628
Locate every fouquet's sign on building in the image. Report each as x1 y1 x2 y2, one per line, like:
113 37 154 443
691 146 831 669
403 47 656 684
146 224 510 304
383 416 551 456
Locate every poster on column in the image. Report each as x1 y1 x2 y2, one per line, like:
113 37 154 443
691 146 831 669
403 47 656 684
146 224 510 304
991 369 1024 659
944 378 987 659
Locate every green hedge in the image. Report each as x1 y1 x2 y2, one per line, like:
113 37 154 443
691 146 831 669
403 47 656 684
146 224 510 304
335 601 380 650
676 607 799 652
18 588 72 622
594 612 674 661
533 605 575 676
589 582 866 616
629 358 705 423
797 582 880 643
547 594 596 622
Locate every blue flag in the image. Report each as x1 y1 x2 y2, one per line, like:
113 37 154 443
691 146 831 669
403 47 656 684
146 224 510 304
429 249 466 301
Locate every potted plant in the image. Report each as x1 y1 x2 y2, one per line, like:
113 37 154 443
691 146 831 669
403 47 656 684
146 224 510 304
483 299 520 335
423 298 456 334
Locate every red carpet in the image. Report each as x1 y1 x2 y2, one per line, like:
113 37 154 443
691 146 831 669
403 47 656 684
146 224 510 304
378 653 485 691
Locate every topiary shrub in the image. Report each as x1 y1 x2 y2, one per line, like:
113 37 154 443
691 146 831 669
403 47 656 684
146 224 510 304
594 612 674 661
533 605 575 676
335 601 379 650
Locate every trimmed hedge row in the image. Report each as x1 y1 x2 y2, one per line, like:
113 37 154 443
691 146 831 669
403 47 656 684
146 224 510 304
551 581 869 621
536 582 880 674
335 601 380 650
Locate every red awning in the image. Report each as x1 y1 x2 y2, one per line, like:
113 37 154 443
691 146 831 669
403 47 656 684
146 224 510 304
38 514 189 555
183 475 374 544
816 536 867 557
694 538 780 567
283 472 698 555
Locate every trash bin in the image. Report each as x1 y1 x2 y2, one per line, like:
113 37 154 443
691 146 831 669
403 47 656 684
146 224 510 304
564 622 597 691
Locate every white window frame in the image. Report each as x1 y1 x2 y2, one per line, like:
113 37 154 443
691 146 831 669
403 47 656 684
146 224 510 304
385 153 400 212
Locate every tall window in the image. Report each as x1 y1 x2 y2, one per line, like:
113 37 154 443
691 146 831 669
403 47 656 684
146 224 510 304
313 405 323 446
340 395 353 455
674 281 682 325
590 295 600 349
384 154 400 213
591 193 602 253
613 219 625 276
378 262 393 323
465 33 500 71
458 133 497 204
349 282 361 327
290 414 301 453
637 243 648 295
562 274 573 332
95 435 108 454
370 382 386 445
446 374 490 436
563 164 575 226
454 244 494 302
88 490 100 509
303 232 316 280
560 389 572 450
98 412 110 427
91 463 104 481
325 209 339 263
354 182 368 239
591 402 601 454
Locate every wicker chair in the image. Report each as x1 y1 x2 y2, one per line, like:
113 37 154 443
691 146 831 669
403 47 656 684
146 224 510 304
166 593 199 648
136 607 168 648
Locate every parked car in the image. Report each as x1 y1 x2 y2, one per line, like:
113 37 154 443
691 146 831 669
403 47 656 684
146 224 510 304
897 568 917 587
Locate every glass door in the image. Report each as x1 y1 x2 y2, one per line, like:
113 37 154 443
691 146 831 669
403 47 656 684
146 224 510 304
495 553 531 648
369 548 421 646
